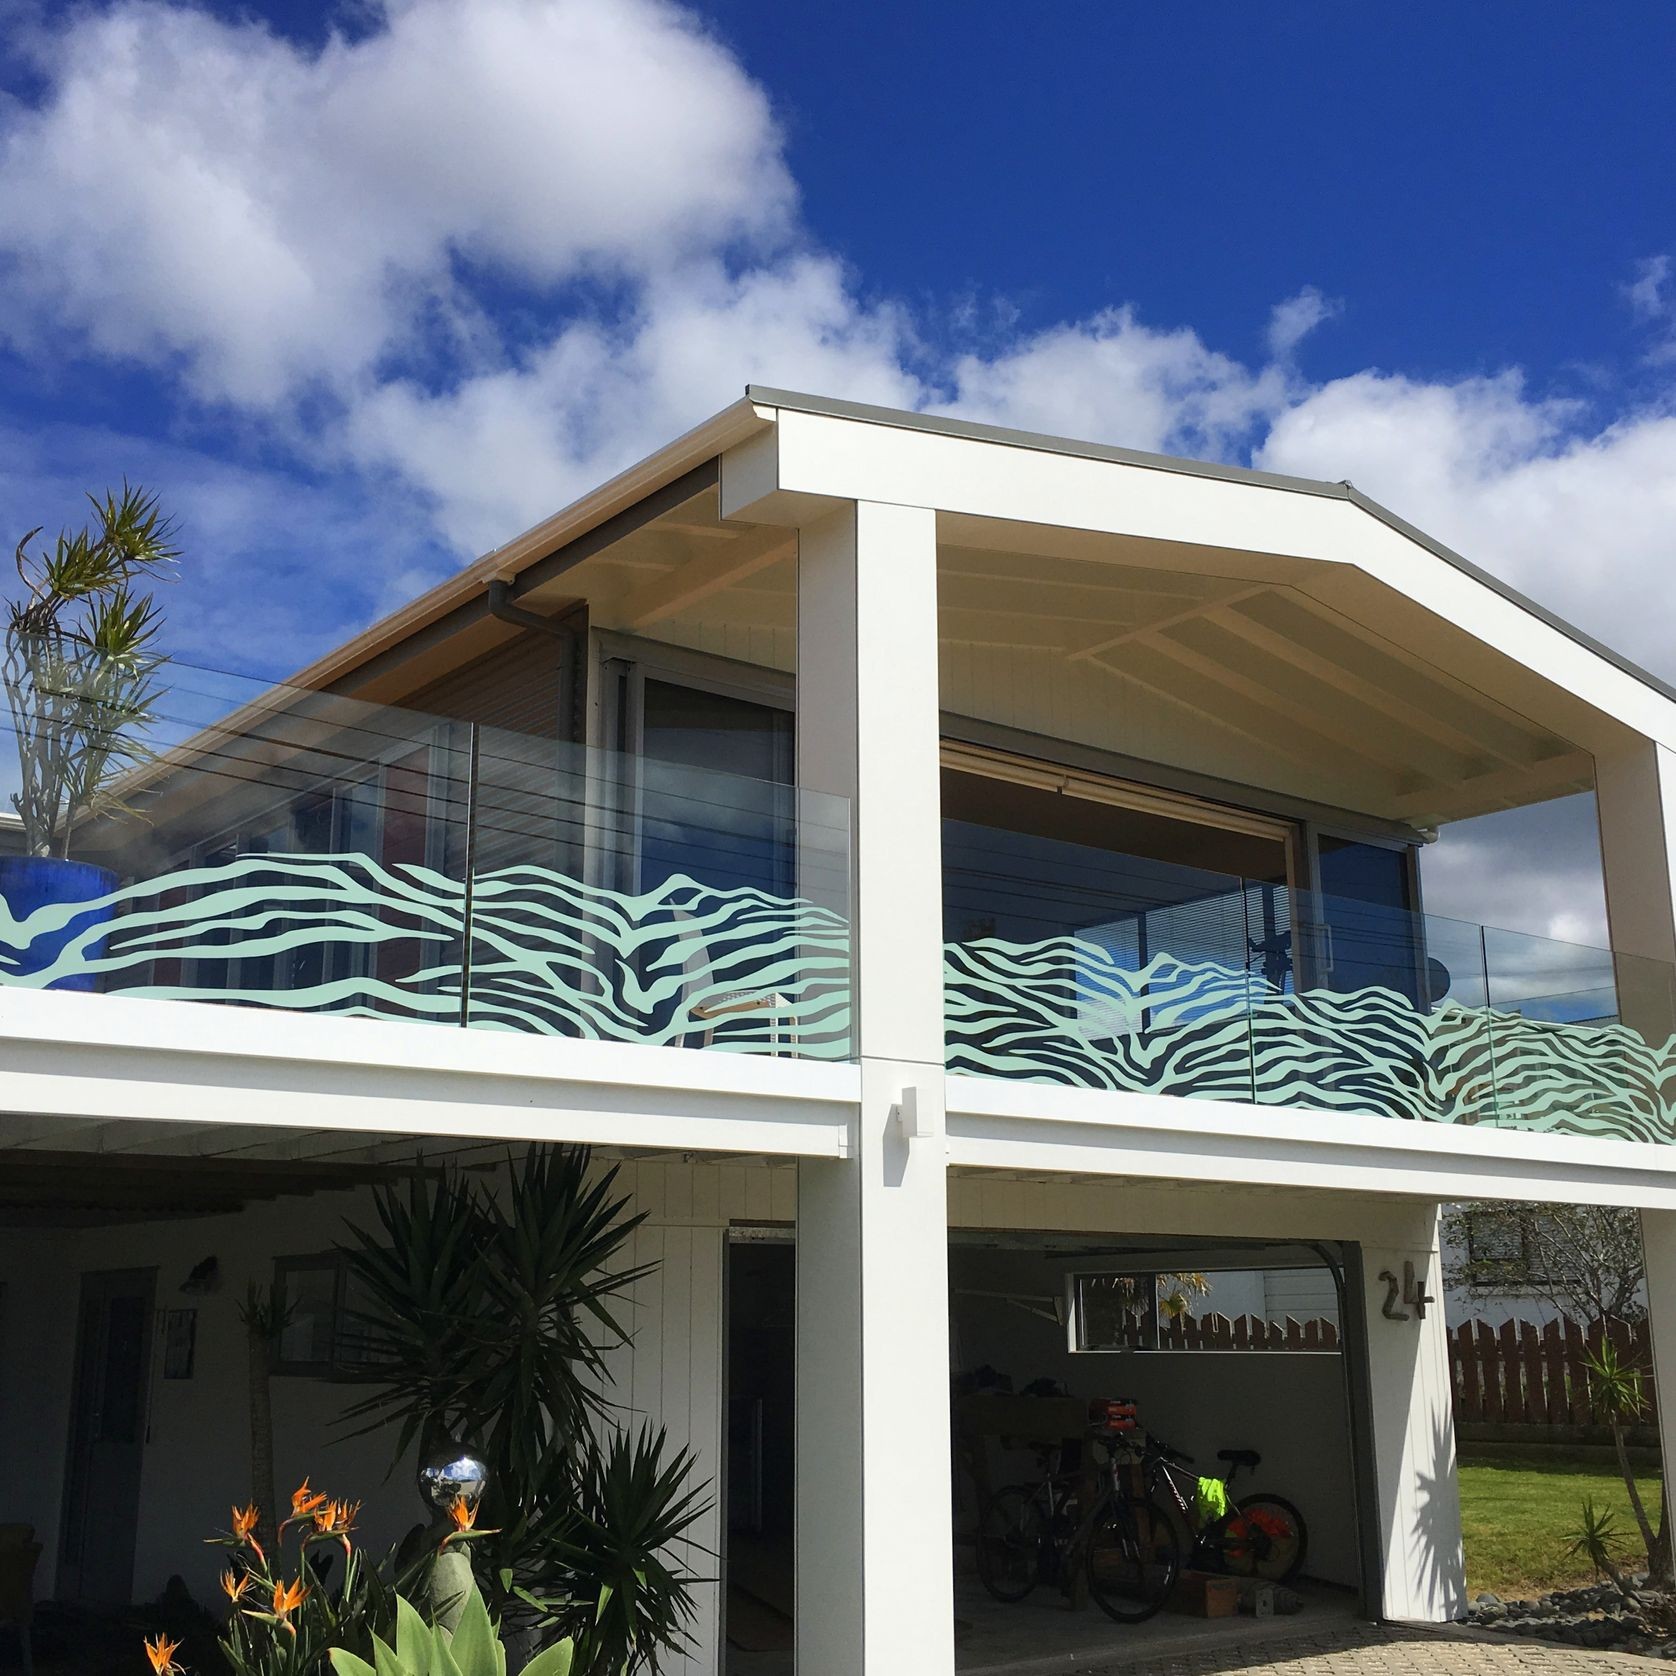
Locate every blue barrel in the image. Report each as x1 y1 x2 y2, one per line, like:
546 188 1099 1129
0 856 119 991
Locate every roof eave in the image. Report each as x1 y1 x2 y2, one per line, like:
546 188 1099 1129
280 394 771 695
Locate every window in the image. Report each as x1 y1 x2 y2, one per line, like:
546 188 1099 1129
1071 1267 1340 1353
271 1254 381 1377
1463 1211 1545 1285
1075 1272 1156 1351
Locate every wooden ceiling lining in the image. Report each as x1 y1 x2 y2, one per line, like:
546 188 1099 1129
532 492 1594 823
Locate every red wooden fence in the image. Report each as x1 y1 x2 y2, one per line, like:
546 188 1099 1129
1157 1311 1340 1352
1448 1316 1657 1428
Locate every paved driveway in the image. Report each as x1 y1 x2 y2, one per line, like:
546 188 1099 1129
1080 1624 1666 1676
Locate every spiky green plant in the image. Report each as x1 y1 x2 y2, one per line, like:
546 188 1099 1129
1583 1336 1670 1581
338 1146 710 1674
5 484 176 856
1566 1497 1640 1604
329 1589 574 1676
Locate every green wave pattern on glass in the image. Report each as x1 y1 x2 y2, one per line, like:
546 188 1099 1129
4 865 1671 1140
946 935 1676 1144
0 852 853 1056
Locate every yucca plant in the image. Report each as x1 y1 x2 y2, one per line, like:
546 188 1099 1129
338 1145 710 1674
509 1427 709 1671
1583 1336 1671 1583
6 484 176 857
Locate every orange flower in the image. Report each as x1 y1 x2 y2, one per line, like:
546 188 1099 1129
228 1503 265 1564
313 1498 360 1537
143 1632 184 1674
270 1576 308 1634
290 1479 328 1519
441 1492 497 1546
219 1569 249 1604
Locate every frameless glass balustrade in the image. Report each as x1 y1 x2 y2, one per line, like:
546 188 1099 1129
0 642 851 1060
943 823 1676 1144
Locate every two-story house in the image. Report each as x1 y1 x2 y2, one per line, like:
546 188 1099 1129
5 387 1676 1675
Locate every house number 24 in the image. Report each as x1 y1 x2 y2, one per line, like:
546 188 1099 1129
1378 1261 1435 1321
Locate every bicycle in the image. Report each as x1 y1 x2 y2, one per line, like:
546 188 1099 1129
1140 1432 1308 1583
975 1421 1182 1624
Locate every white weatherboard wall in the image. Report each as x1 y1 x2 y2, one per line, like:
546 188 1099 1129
0 1189 413 1607
0 1156 783 1676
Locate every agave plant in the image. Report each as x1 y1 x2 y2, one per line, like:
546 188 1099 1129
329 1589 574 1676
5 484 177 857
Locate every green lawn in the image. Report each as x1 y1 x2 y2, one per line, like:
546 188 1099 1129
1459 1448 1663 1599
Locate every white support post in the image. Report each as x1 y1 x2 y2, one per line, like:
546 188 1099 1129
793 501 954 1674
1358 1205 1465 1620
1595 743 1676 1507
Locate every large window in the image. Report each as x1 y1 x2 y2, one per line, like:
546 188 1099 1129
1072 1266 1341 1354
637 679 795 898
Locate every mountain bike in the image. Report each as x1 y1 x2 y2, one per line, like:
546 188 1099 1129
975 1428 1182 1623
1141 1432 1308 1582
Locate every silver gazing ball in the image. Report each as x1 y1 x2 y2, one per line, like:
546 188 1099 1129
417 1440 489 1512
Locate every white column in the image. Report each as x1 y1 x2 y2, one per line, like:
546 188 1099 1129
1594 743 1676 1495
1360 1204 1466 1620
794 501 954 1674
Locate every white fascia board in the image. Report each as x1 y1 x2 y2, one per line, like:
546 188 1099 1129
766 406 1676 750
945 1075 1676 1209
0 991 856 1159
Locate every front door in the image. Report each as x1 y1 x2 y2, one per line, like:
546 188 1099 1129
58 1268 156 1604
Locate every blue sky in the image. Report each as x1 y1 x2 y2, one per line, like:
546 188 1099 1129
0 0 1671 937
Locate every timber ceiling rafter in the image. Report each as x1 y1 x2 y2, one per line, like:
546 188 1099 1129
542 484 1594 824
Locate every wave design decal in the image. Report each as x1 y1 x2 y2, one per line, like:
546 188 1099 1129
2 863 1670 1140
946 935 1676 1145
0 852 853 1057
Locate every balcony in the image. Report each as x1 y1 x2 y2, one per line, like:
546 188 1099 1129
0 649 852 1060
3 647 1672 1149
944 817 1676 1146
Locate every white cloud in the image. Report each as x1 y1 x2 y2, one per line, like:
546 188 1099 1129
5 1 1676 949
937 305 1291 462
1255 371 1676 677
0 0 793 404
1265 285 1341 361
345 256 925 547
1628 255 1670 321
1626 254 1676 363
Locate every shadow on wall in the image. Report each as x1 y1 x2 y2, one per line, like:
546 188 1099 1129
1409 1409 1467 1618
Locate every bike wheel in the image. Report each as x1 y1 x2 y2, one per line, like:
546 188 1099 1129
976 1485 1047 1602
1220 1493 1308 1583
1085 1497 1182 1624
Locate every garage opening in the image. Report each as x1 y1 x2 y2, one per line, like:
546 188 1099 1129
721 1226 1373 1675
949 1228 1369 1667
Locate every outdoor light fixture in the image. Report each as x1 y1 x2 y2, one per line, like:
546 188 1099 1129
893 1087 935 1141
